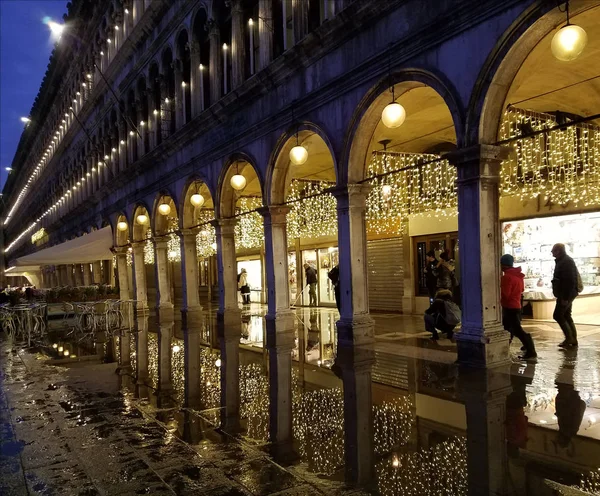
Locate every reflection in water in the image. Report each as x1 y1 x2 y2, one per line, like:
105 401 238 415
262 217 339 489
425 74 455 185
130 332 137 378
172 337 185 405
376 437 467 496
148 332 158 389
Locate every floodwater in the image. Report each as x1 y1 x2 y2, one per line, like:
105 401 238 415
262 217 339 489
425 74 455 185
2 306 600 495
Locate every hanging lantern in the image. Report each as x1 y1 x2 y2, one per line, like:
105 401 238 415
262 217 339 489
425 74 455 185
230 174 247 191
117 221 128 231
551 24 587 61
158 202 171 216
190 193 205 207
136 213 148 224
290 144 308 165
382 102 406 129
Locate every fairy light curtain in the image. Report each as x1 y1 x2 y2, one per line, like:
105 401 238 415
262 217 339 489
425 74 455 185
166 216 180 263
234 197 264 249
500 106 600 206
143 228 155 265
195 209 216 258
287 179 337 240
366 151 457 234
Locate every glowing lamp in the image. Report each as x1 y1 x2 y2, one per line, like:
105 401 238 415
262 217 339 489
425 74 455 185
117 221 128 231
551 24 587 61
381 102 406 129
158 203 171 216
215 358 222 367
190 193 205 207
289 145 308 165
172 345 181 353
382 184 392 199
63 350 70 356
136 214 148 225
230 174 247 191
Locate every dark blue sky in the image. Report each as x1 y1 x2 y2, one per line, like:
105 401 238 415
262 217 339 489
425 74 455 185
1 0 67 191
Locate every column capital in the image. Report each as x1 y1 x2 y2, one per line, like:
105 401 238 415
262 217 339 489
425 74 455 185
153 237 169 249
258 205 290 224
111 245 129 255
447 144 509 182
180 228 200 237
331 183 373 206
212 217 237 234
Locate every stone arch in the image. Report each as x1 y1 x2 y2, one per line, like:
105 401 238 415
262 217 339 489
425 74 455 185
343 68 464 184
132 204 152 242
267 122 338 205
217 153 264 218
151 190 179 235
470 1 600 145
180 175 216 229
114 212 130 246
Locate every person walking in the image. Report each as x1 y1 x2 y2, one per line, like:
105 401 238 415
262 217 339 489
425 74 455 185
501 254 537 360
423 289 460 340
551 243 581 348
238 268 251 305
304 263 318 307
424 251 438 304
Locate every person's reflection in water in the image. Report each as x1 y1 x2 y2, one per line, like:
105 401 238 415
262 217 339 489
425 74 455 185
505 362 535 458
241 313 250 341
555 349 586 448
307 310 320 354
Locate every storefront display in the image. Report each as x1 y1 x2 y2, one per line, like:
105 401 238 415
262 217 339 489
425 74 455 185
299 247 339 307
502 213 600 304
237 259 263 303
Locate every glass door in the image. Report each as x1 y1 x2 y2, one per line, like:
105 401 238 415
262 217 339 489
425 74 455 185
301 250 318 306
317 247 338 307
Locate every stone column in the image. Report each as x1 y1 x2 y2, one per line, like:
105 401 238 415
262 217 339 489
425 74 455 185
173 60 184 129
231 0 245 89
74 264 84 286
113 248 131 300
208 20 222 105
154 238 174 320
292 0 308 44
132 244 148 312
82 263 92 286
258 0 273 70
183 318 203 409
333 184 374 345
180 229 202 323
214 218 241 430
457 365 512 496
332 184 376 485
57 265 66 286
136 316 150 397
448 145 509 368
93 261 102 284
260 206 295 447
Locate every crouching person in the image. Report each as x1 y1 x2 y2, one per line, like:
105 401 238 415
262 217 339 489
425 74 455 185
424 289 461 340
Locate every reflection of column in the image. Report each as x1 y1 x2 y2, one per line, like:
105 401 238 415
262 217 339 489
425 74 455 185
132 244 148 311
183 322 202 409
180 229 202 322
214 218 240 316
333 184 375 346
336 342 375 485
113 248 131 300
292 0 308 43
154 238 174 319
136 316 149 396
93 261 102 284
258 0 273 70
117 327 132 375
457 365 512 496
219 318 240 431
261 206 295 447
83 263 92 286
448 145 509 367
156 319 174 407
231 0 245 89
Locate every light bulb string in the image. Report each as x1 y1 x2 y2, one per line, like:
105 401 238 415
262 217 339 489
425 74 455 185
508 74 600 107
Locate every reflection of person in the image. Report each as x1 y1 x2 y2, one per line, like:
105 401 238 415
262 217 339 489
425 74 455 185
425 251 438 304
307 310 320 352
555 349 586 447
424 289 460 340
501 254 536 360
505 362 535 457
304 263 318 307
238 268 251 304
551 243 581 348
327 265 340 312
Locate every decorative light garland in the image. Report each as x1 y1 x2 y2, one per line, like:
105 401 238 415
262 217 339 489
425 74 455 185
195 209 216 258
166 217 181 263
143 228 155 265
287 180 337 240
500 106 600 207
234 197 264 249
365 151 457 235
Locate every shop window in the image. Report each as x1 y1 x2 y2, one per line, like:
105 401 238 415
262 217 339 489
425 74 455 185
414 232 458 297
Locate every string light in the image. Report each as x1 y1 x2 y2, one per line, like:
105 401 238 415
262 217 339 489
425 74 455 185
287 180 337 240
234 197 264 249
143 228 155 265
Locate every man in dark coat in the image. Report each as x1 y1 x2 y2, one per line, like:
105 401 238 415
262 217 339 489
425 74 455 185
424 250 438 304
551 243 580 348
304 263 318 307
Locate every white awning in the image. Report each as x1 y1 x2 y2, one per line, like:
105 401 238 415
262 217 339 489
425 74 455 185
9 227 113 268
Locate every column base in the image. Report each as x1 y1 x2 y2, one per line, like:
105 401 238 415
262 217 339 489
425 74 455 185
456 323 510 368
153 387 176 409
182 306 203 328
115 364 132 376
336 314 375 347
156 304 175 322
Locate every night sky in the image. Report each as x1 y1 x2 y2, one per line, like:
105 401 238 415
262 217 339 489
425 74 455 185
0 0 68 192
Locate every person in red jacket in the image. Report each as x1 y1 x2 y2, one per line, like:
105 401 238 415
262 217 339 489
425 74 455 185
501 254 537 360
